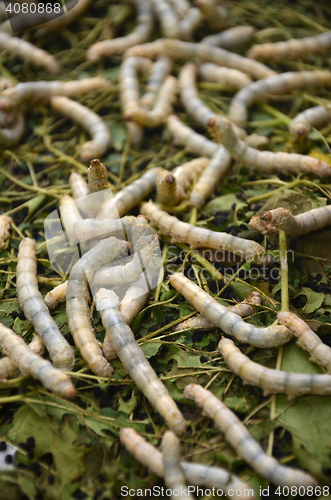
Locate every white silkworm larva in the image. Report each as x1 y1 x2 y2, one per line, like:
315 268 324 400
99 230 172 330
290 105 331 140
228 71 331 128
140 56 173 110
179 8 203 41
0 322 75 399
87 0 153 61
88 158 108 193
195 0 227 30
166 114 218 158
218 336 331 397
44 282 68 310
66 237 128 377
151 0 181 39
278 311 331 372
168 0 190 18
201 26 255 49
199 62 252 89
0 77 109 112
95 288 186 434
184 383 317 487
124 39 166 60
162 39 276 80
0 333 44 381
162 431 194 500
16 238 75 371
209 116 331 177
0 214 12 251
60 194 83 245
120 428 256 500
247 31 331 61
50 96 112 164
141 201 272 265
69 172 89 200
0 111 25 147
169 273 291 347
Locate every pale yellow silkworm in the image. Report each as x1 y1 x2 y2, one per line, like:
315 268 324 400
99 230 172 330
151 0 181 39
50 96 112 164
0 111 25 147
66 237 128 377
278 311 331 372
120 428 256 500
124 39 166 60
195 0 227 30
69 172 89 200
0 322 75 399
290 105 331 140
162 431 194 500
218 336 331 397
0 333 44 381
179 7 203 41
247 31 331 62
228 71 331 128
16 238 75 371
87 158 108 193
87 0 153 61
44 282 68 310
209 116 331 177
0 214 12 251
170 273 291 347
201 26 255 49
166 114 218 158
199 62 253 89
141 202 272 265
140 56 173 110
127 121 145 145
184 383 317 487
95 288 186 434
168 0 190 18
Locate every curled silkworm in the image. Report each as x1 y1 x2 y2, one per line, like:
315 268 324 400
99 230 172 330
218 336 331 397
0 322 75 399
0 333 44 381
50 96 112 164
166 114 218 158
209 116 331 177
120 428 256 500
140 56 173 110
247 31 331 62
185 383 317 487
169 273 291 347
87 0 153 61
228 71 331 128
44 282 68 310
0 77 109 112
69 172 89 200
17 238 75 371
151 0 180 39
290 105 331 140
195 0 227 30
179 7 203 41
162 39 276 80
141 202 272 265
66 237 128 377
95 288 186 434
199 62 252 89
278 311 331 372
162 431 193 500
201 26 255 49
88 158 108 193
0 215 12 251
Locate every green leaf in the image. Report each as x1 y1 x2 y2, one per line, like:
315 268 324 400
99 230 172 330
118 394 138 415
140 341 162 358
294 287 325 314
204 193 247 215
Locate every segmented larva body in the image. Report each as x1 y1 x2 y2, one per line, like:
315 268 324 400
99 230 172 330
166 114 218 158
87 0 153 61
0 111 25 147
120 428 256 500
60 194 83 245
50 96 112 164
209 116 331 177
140 56 173 110
156 170 178 206
119 56 153 123
228 71 331 128
95 288 186 434
247 31 331 62
66 237 128 377
199 62 253 89
0 333 44 381
179 8 203 41
278 312 331 372
16 238 75 371
185 383 317 487
44 282 68 310
141 201 272 266
127 121 144 145
162 39 276 80
69 172 89 200
88 158 108 193
0 322 75 399
124 39 166 60
169 273 291 347
201 26 255 49
168 0 190 17
162 431 194 500
96 167 162 219
0 77 109 111
218 336 331 397
248 214 279 237
151 0 180 39
290 105 331 140
195 0 227 30
0 215 12 251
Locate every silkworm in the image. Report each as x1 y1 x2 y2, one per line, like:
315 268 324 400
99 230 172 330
0 322 75 399
50 96 112 164
248 214 279 237
209 116 331 177
140 56 173 110
179 8 203 41
95 288 186 434
16 238 75 371
195 0 227 30
278 311 331 372
44 282 68 310
0 77 109 112
151 0 181 39
247 31 331 62
169 273 291 347
120 428 256 500
184 383 317 487
87 0 153 61
166 114 218 157
162 431 194 500
0 333 44 381
88 158 108 193
141 201 272 265
199 62 252 89
162 39 276 80
290 105 331 140
218 336 331 397
124 39 166 60
69 172 89 200
168 0 190 17
0 215 12 251
201 26 255 49
0 110 25 147
228 71 331 128
66 237 128 377
127 121 145 145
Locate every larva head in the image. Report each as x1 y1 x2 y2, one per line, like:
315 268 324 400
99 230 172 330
260 211 272 222
207 116 236 146
184 383 209 407
277 311 296 327
248 215 277 235
95 288 120 311
161 430 179 455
